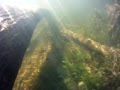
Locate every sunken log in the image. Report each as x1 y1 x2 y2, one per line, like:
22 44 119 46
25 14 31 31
63 30 120 59
0 5 48 90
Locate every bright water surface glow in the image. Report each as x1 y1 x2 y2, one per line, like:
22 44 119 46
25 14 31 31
0 0 51 11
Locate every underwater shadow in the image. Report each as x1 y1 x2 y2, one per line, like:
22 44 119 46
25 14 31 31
33 42 68 90
32 12 69 90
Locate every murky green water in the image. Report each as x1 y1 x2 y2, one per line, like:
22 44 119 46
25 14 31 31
0 0 120 90
13 0 120 90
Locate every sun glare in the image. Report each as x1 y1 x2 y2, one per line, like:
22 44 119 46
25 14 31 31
1 0 51 11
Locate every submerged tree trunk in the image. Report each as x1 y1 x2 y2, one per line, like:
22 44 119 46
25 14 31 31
0 5 47 90
63 30 120 60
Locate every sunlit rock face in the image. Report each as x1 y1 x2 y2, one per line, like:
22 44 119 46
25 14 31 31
0 5 44 90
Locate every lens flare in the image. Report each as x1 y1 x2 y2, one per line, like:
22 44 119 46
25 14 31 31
0 0 53 11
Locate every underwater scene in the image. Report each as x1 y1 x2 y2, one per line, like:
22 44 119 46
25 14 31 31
0 0 120 90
